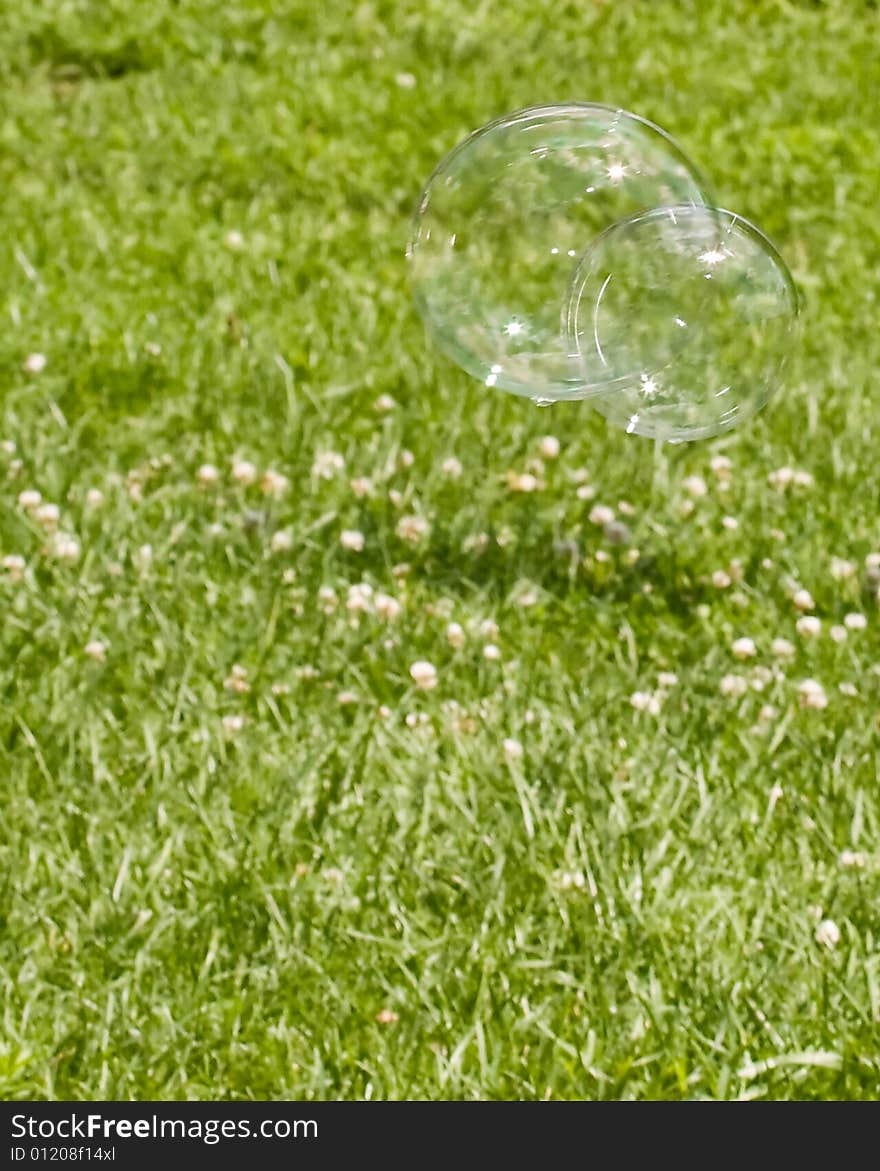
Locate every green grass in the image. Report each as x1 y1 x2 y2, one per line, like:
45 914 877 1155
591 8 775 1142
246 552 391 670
2 0 880 1100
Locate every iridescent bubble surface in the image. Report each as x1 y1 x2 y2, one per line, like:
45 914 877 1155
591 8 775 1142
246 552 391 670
408 104 710 400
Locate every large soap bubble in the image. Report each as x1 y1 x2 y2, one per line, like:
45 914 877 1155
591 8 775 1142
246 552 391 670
407 103 710 401
566 205 800 441
409 104 800 441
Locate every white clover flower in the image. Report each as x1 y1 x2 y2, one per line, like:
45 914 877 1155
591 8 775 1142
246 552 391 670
792 588 815 612
399 449 415 469
409 660 438 690
839 849 866 869
815 918 840 948
793 470 814 488
830 557 856 581
84 640 107 663
374 393 396 412
683 475 708 498
722 515 739 531
479 618 500 640
720 674 748 697
503 737 524 760
374 592 401 621
337 690 358 706
346 583 373 613
395 71 416 88
271 683 291 697
134 543 153 571
2 553 25 581
350 476 372 498
829 624 847 643
515 587 539 607
231 457 258 485
340 529 365 552
462 531 489 553
18 489 41 511
506 471 540 493
657 672 678 688
758 704 777 723
441 456 463 478
260 469 289 497
712 570 731 589
34 502 60 530
1 439 16 454
771 637 795 658
23 352 47 374
375 1007 400 1025
224 229 245 250
768 466 795 489
446 621 466 648
85 488 105 508
839 682 858 697
617 500 636 516
377 704 392 720
844 612 867 630
197 463 220 486
732 637 757 660
317 586 338 612
271 530 294 553
396 514 429 543
710 454 733 480
797 679 828 709
796 615 821 638
865 553 880 569
222 714 246 735
223 671 250 694
538 435 560 459
576 484 596 501
483 643 501 661
630 690 661 714
50 532 81 562
588 504 615 526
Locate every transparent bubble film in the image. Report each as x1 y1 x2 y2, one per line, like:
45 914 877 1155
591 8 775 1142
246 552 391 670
567 206 800 441
408 103 711 400
409 104 800 440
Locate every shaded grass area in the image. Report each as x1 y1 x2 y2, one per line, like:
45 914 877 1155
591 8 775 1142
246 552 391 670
1 0 879 1099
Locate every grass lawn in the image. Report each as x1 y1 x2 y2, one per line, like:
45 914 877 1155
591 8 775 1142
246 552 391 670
2 0 880 1100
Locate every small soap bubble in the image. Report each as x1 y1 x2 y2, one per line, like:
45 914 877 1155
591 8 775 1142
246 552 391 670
567 205 800 440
